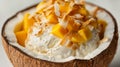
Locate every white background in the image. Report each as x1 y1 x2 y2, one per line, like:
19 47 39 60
0 0 120 67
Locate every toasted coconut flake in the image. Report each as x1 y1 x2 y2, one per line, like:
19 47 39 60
39 13 48 24
82 18 96 27
43 5 54 12
80 0 85 5
74 14 83 19
54 2 60 16
70 0 85 5
65 0 70 2
45 10 53 16
74 19 81 23
34 14 41 23
74 0 81 4
58 18 68 29
93 7 99 17
72 43 79 50
36 0 53 13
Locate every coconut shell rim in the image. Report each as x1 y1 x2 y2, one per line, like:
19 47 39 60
1 2 118 64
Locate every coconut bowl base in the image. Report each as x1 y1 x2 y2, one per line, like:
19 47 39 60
1 2 118 67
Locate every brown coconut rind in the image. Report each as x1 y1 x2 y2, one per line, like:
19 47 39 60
1 2 118 67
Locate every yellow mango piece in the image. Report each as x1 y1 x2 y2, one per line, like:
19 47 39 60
36 1 45 13
15 31 27 47
79 7 88 16
66 18 74 31
36 1 45 9
71 33 85 43
67 23 73 31
78 27 92 41
59 2 70 13
67 21 81 32
98 20 107 39
51 23 68 38
24 13 35 32
14 21 23 33
47 13 58 24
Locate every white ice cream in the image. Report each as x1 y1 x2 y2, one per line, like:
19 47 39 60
25 20 99 60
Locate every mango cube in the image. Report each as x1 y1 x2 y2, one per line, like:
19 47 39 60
15 13 35 46
15 31 27 47
51 23 68 38
67 23 73 31
79 7 88 16
24 13 35 32
71 33 85 43
36 1 45 13
14 21 23 33
59 2 70 13
67 20 75 31
67 21 81 31
78 27 92 41
47 13 58 24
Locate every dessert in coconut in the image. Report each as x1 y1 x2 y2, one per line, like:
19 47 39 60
1 0 118 67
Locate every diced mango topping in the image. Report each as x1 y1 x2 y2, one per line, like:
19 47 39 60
67 23 74 31
47 13 58 24
15 31 27 46
98 20 107 39
66 20 74 31
24 13 35 32
36 1 45 10
71 33 85 43
78 27 92 41
14 21 23 33
78 7 89 16
67 21 81 31
36 1 45 13
15 13 35 46
51 23 68 38
70 27 92 43
59 2 70 13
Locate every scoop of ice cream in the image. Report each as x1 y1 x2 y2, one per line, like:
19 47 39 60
25 22 99 60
